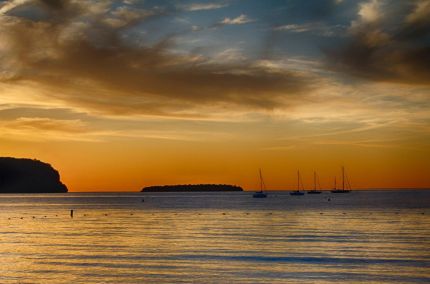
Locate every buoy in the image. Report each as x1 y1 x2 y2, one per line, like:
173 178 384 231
70 209 74 218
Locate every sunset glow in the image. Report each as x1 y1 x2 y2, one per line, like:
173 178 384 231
1 0 429 191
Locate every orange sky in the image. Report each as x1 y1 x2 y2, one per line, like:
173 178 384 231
1 0 430 191
2 126 429 191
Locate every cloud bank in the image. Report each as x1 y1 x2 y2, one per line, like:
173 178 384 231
326 0 430 85
0 0 311 117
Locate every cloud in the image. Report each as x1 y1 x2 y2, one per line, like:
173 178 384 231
357 0 381 23
0 0 313 117
406 0 430 24
325 0 430 85
5 117 86 132
220 14 254 25
0 115 98 142
274 23 345 37
210 48 247 63
0 0 31 14
103 6 153 28
181 2 228 12
275 24 312 33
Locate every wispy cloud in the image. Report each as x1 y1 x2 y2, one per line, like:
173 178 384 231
0 0 31 14
5 117 87 133
181 2 228 11
274 23 345 37
0 116 99 142
220 14 254 25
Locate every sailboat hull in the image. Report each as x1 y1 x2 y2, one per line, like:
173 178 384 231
307 191 322 194
331 190 351 193
253 192 267 198
290 191 304 196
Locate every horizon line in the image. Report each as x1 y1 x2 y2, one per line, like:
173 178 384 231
67 187 430 193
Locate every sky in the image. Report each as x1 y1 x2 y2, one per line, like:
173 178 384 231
0 0 429 191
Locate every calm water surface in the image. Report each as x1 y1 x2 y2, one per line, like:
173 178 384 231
0 190 429 283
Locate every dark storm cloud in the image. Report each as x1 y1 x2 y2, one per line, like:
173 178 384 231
325 0 430 85
0 0 313 115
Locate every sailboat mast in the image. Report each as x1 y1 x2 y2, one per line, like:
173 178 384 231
334 176 337 190
259 169 263 192
313 171 316 191
342 166 345 191
297 170 300 191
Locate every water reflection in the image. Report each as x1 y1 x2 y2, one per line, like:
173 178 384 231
0 191 429 283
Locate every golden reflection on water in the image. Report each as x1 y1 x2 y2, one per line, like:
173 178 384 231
0 193 429 283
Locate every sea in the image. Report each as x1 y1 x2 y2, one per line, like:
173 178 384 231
0 190 429 283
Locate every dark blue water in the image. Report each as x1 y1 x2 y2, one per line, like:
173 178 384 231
0 190 429 283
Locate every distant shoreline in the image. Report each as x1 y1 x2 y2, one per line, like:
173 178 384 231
141 184 243 192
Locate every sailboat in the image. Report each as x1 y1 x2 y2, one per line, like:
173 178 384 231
331 166 351 193
290 170 305 196
253 169 267 198
307 171 322 194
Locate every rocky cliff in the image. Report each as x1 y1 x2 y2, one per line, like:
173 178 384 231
0 157 68 193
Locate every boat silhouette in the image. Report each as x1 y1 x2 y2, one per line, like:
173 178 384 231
307 171 322 194
290 170 305 196
331 166 351 193
253 169 267 198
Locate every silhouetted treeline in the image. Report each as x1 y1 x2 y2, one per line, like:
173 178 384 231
0 157 68 193
142 184 243 192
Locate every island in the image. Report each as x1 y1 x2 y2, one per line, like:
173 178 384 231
0 157 68 193
142 184 243 192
